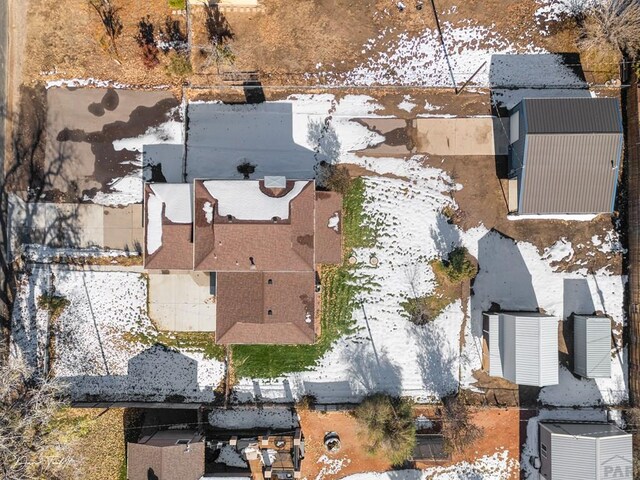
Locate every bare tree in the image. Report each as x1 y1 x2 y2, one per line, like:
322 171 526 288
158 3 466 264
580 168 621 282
0 360 70 479
134 16 160 69
578 0 640 59
440 395 483 453
202 5 235 72
88 0 124 57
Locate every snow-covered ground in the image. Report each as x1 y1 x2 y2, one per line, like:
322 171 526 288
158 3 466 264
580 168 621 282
10 268 224 402
318 22 544 87
339 450 517 480
459 229 627 405
222 94 627 408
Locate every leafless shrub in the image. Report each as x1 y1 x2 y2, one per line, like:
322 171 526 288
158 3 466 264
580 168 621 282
88 0 123 57
159 16 188 54
134 16 160 69
0 361 70 479
440 395 483 453
202 5 236 71
579 0 640 59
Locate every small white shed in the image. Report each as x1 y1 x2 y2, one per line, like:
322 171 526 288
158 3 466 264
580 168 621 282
573 315 612 379
484 311 559 387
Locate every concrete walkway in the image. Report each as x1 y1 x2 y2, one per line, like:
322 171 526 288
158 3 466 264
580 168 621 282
415 117 509 156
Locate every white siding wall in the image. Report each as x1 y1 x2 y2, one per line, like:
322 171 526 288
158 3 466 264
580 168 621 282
574 316 588 377
551 435 597 480
538 316 559 386
502 314 516 383
515 315 540 385
586 317 612 379
487 314 503 377
598 435 633 479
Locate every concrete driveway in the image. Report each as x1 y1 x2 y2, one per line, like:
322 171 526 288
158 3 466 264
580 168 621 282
148 272 216 332
415 117 509 156
8 195 143 255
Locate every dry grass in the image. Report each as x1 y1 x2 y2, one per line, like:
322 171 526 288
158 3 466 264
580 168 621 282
52 408 126 480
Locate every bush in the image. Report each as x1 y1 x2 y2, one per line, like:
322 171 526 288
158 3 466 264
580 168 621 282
353 394 416 465
440 395 483 453
168 0 186 9
296 394 317 411
134 16 160 69
401 295 449 325
165 52 192 78
441 247 477 283
37 294 70 321
325 165 352 195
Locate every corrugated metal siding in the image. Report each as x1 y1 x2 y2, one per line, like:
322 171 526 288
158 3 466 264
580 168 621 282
586 317 612 379
598 435 633 479
551 435 597 480
519 133 622 214
574 316 588 377
524 98 622 134
539 316 559 386
487 314 503 377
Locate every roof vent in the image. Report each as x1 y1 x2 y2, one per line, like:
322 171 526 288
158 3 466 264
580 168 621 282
264 176 286 189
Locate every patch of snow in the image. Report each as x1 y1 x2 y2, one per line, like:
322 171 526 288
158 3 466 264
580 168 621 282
10 269 224 401
114 121 183 153
87 173 143 207
534 0 596 34
22 245 139 263
542 238 573 263
597 230 625 255
591 235 602 246
45 78 133 89
323 22 545 87
203 181 307 221
315 455 349 480
208 407 298 430
328 212 340 232
539 358 628 406
147 193 164 255
415 415 434 430
203 201 214 224
424 100 443 111
398 95 417 112
340 450 517 479
149 183 193 223
215 445 248 468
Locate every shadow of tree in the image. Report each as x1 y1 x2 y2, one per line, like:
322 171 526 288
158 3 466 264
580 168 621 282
1 86 85 354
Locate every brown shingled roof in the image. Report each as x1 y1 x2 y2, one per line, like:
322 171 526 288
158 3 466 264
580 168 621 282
127 430 204 480
143 185 193 270
315 191 343 265
143 179 342 345
215 271 316 344
193 180 315 272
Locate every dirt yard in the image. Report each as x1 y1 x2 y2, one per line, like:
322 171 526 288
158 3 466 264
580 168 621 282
298 407 520 479
422 154 624 275
18 0 586 89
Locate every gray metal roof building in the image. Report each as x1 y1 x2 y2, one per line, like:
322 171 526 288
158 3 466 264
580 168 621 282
508 98 623 215
484 311 559 386
539 421 632 480
573 316 612 379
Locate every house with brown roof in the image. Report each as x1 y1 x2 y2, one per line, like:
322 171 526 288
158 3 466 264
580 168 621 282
144 176 343 345
127 429 205 480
